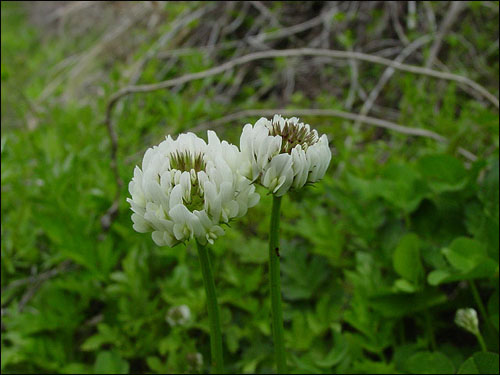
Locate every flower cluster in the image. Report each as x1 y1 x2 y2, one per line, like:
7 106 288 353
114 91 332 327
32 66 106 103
127 131 259 246
166 305 191 327
240 115 331 196
128 115 331 246
455 308 479 335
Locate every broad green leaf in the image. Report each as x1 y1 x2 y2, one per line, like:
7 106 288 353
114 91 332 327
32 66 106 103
417 154 468 193
314 332 348 368
60 363 90 374
393 233 422 285
146 356 165 373
377 163 430 213
281 245 329 301
394 278 418 293
232 237 268 264
458 352 499 374
427 260 498 285
370 289 447 318
442 237 488 273
289 353 323 374
406 351 455 374
427 270 452 286
93 351 129 374
428 237 500 284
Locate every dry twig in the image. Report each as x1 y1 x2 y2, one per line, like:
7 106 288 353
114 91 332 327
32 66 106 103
425 1 466 68
1 260 74 312
106 48 500 112
357 35 432 123
191 108 477 161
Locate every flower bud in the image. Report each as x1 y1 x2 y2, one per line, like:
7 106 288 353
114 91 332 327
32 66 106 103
186 352 203 372
455 308 479 335
240 115 331 196
166 304 191 327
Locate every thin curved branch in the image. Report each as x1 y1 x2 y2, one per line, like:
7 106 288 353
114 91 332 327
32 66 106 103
357 35 433 124
105 49 499 121
192 108 477 161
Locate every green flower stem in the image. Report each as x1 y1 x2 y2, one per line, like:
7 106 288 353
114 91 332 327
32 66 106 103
475 331 488 352
469 280 490 352
196 241 224 374
269 195 286 373
469 280 488 325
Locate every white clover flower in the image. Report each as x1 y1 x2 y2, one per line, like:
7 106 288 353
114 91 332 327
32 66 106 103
455 308 479 335
186 352 203 372
240 114 331 196
127 131 260 246
166 304 191 326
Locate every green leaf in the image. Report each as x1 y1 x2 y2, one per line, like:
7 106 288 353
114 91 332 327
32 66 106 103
93 351 129 375
232 237 268 263
417 154 468 193
146 356 164 373
377 163 430 213
393 233 423 285
428 237 500 284
442 237 488 273
406 351 455 374
314 332 348 368
281 245 329 301
370 289 447 318
427 270 452 286
82 324 120 351
60 363 90 374
394 278 418 293
458 352 500 374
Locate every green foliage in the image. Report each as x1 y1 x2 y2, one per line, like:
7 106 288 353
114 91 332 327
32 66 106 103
457 352 500 374
406 351 455 374
1 1 499 374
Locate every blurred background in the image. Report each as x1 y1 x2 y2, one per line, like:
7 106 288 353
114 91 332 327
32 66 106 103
1 1 499 374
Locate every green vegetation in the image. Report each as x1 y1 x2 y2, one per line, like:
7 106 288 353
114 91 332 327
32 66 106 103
1 2 499 374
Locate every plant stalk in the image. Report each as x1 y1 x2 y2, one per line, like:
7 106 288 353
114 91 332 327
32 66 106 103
469 280 491 352
269 195 286 373
196 241 224 374
475 331 488 352
469 280 488 325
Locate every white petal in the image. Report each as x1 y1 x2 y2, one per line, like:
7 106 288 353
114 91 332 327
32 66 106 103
169 185 184 209
132 213 150 233
152 231 166 246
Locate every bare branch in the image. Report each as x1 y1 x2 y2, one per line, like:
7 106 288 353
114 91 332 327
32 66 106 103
106 48 500 113
248 7 336 45
357 35 432 123
425 1 466 68
191 108 477 161
68 3 150 83
127 3 212 85
345 49 359 110
1 260 74 312
389 2 410 45
250 1 281 27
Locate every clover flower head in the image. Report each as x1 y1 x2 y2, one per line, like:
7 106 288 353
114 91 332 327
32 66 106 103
166 304 191 326
240 114 331 196
186 352 203 372
455 308 479 335
127 131 260 246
